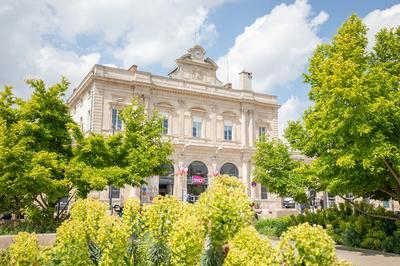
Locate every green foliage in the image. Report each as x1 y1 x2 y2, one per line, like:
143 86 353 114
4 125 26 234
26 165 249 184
224 226 276 266
198 175 253 246
277 223 338 266
254 216 294 237
96 215 131 266
9 232 43 266
285 14 400 204
1 177 350 265
168 207 205 266
256 201 400 254
0 220 60 235
142 195 186 244
72 96 173 196
254 138 314 203
51 219 93 265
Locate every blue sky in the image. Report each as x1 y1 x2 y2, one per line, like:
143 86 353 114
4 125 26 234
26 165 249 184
1 0 400 134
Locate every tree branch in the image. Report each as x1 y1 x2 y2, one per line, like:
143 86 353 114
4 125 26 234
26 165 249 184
39 194 49 208
34 198 46 210
383 159 400 188
378 188 397 199
56 190 77 221
339 196 399 221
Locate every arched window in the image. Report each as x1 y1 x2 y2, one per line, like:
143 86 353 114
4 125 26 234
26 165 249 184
187 161 208 202
188 161 208 182
159 164 174 196
220 163 239 177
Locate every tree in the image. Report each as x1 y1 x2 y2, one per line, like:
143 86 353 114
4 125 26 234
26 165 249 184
0 78 77 221
253 138 314 203
71 96 173 197
285 15 400 207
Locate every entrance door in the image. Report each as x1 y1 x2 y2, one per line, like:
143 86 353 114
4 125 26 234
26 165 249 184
187 161 208 203
159 164 174 196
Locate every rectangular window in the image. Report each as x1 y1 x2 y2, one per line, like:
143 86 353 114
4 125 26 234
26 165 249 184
192 116 202 137
261 186 268 199
259 127 266 139
111 186 120 199
111 108 123 131
327 193 336 208
224 120 233 141
160 112 169 135
382 200 389 208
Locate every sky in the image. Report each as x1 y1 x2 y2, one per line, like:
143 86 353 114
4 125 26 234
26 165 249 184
1 0 400 135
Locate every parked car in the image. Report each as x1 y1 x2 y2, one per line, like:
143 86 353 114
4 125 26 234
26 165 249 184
282 197 296 208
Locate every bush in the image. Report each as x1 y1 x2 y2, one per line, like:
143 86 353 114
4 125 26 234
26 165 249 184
0 178 351 265
224 226 276 266
8 232 43 266
198 175 253 246
256 201 400 254
168 206 206 266
50 219 93 265
255 217 293 237
277 223 339 266
141 195 185 244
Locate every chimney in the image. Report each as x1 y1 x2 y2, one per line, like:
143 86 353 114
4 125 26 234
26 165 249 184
239 70 252 91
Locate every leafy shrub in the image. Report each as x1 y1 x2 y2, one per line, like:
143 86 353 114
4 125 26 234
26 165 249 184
69 198 108 240
277 223 338 266
198 175 253 266
224 226 276 266
96 215 131 266
9 232 43 266
0 220 60 235
141 195 185 244
168 206 206 266
198 175 253 246
254 217 293 237
51 219 93 265
256 201 400 254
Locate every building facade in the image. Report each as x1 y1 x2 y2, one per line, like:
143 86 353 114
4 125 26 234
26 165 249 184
68 45 282 210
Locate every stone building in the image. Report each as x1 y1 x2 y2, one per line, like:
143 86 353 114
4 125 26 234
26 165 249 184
68 45 282 210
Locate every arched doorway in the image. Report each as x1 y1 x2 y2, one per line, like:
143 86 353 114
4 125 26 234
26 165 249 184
220 163 239 177
159 164 174 196
187 161 208 203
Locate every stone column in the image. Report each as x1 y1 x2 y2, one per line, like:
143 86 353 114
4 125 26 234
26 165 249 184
241 107 247 147
249 110 254 147
178 100 185 140
211 105 217 143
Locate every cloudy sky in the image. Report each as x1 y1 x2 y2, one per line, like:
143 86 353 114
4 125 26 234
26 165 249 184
1 0 400 134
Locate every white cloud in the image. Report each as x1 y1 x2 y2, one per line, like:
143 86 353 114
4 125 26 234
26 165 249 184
0 0 231 97
278 95 309 136
216 0 328 92
363 3 400 49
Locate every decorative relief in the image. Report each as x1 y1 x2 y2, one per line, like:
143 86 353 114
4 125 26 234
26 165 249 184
192 69 204 81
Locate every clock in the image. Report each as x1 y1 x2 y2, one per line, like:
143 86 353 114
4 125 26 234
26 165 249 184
193 49 203 60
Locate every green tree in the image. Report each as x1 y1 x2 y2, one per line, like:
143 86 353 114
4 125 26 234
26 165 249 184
0 78 77 221
285 15 400 208
253 138 314 203
71 96 173 197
